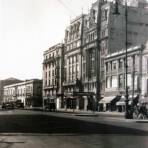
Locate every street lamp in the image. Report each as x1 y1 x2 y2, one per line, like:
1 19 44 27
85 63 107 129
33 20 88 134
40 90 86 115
113 0 133 119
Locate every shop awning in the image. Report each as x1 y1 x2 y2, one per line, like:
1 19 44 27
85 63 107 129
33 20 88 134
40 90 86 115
99 96 116 104
43 96 56 100
116 101 125 106
129 94 138 99
116 95 125 106
116 94 138 106
139 98 148 103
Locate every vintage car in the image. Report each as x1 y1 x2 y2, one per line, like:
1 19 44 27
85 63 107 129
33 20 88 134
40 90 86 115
2 102 14 110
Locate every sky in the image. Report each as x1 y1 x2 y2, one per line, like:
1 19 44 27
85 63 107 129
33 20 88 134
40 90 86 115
0 0 96 80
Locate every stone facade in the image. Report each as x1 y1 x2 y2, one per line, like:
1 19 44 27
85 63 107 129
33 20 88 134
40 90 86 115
105 45 143 96
42 43 64 109
3 79 42 107
42 0 148 111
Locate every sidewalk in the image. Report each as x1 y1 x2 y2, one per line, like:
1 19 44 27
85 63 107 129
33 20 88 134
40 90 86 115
56 109 125 118
24 107 148 122
56 109 148 122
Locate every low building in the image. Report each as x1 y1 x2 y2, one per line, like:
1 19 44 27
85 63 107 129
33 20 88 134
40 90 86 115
3 79 42 107
25 79 42 107
0 78 22 104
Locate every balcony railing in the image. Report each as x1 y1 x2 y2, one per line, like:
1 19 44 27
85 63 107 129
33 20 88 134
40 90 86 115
43 57 55 64
43 85 57 90
63 81 76 86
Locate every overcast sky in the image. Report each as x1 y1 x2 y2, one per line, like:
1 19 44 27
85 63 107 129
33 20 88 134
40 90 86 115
0 0 95 80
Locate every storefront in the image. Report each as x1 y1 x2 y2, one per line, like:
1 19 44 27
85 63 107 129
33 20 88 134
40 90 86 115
64 92 95 111
99 96 120 111
43 96 56 110
116 95 139 112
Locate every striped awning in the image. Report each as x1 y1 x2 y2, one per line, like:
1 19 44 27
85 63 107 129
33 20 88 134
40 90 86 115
116 94 138 106
139 98 148 103
99 96 116 104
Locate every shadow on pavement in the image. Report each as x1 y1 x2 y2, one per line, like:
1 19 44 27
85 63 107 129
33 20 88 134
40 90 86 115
0 114 147 135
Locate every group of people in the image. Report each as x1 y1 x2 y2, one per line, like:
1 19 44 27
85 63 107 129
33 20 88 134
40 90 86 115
133 103 148 119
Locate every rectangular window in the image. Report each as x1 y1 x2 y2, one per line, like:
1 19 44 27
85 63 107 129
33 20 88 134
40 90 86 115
49 71 50 77
127 74 132 88
119 59 123 69
52 79 54 85
119 74 123 88
67 45 69 51
76 55 79 62
76 65 79 72
73 66 76 73
52 70 54 76
102 9 108 21
147 59 148 73
112 61 116 70
73 56 76 63
112 76 117 88
106 77 111 88
70 57 72 64
134 75 138 90
106 62 109 72
69 67 72 75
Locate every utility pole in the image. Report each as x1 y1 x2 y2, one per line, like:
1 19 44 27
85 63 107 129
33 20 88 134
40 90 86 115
113 0 133 118
96 0 102 111
124 0 134 119
138 45 144 103
132 55 135 106
80 13 84 92
124 0 130 119
61 44 65 108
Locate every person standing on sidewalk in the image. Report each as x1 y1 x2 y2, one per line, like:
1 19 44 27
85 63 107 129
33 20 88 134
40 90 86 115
138 103 147 119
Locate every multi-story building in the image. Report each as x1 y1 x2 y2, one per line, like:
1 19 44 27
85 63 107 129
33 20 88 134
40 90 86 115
42 43 64 109
42 0 148 111
82 0 148 110
63 14 87 110
3 79 42 107
97 0 148 111
101 43 148 112
101 45 143 111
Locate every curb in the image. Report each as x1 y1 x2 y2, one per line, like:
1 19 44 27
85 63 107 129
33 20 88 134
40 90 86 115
74 114 99 117
56 110 125 118
135 120 148 123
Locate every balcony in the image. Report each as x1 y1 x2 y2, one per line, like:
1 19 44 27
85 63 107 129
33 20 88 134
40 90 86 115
13 94 17 97
63 81 76 86
111 69 118 75
106 70 111 76
43 57 55 64
127 67 132 73
43 85 57 90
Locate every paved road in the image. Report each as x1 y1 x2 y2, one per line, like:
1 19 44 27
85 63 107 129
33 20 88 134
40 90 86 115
0 109 147 148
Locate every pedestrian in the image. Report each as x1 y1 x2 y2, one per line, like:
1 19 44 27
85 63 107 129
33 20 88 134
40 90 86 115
138 104 147 119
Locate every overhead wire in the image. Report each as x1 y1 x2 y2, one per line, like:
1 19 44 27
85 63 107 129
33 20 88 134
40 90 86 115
56 0 76 16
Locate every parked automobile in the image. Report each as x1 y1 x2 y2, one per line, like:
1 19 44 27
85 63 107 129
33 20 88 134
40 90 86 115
45 102 56 111
14 100 24 109
2 102 14 110
44 98 56 111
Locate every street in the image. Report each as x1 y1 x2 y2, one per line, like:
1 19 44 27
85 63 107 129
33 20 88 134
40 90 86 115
0 110 147 148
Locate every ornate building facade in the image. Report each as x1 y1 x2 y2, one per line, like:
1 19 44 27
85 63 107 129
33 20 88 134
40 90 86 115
42 0 148 111
42 43 64 109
